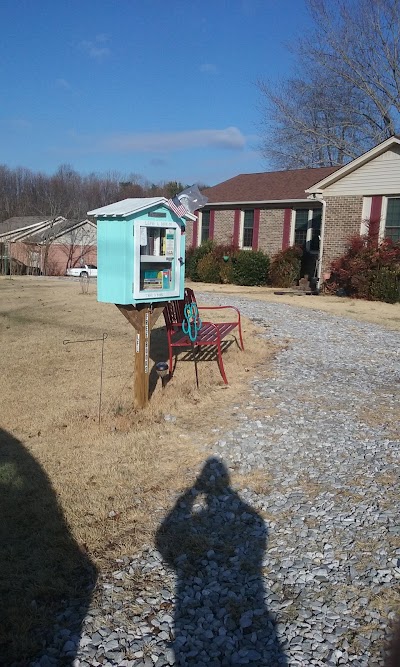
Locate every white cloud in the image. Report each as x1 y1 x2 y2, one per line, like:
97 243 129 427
80 34 111 61
99 127 246 153
199 63 217 73
94 33 109 43
55 78 72 91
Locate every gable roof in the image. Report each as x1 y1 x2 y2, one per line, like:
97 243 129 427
306 135 400 194
0 216 68 241
0 216 53 234
0 217 95 243
203 166 340 204
26 219 96 244
88 197 196 221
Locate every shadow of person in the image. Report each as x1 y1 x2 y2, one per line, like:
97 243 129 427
156 458 287 666
0 428 97 665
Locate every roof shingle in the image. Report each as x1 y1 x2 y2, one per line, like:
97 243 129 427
0 216 49 233
203 166 340 204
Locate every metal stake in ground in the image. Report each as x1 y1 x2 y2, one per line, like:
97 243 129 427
63 332 108 424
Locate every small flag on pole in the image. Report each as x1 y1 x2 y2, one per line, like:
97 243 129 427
167 197 188 218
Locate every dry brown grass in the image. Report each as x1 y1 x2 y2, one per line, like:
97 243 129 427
233 467 273 495
0 276 277 661
359 405 400 439
0 276 275 561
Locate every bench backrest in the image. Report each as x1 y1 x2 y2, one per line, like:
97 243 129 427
163 288 196 329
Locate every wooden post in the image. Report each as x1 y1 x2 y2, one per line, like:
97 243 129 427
116 304 165 409
134 306 149 409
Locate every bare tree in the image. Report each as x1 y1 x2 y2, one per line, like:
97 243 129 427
258 0 400 168
0 164 192 225
57 224 96 270
258 72 367 168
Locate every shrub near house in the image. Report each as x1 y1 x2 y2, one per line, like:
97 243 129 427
327 236 400 303
186 242 270 286
269 246 303 288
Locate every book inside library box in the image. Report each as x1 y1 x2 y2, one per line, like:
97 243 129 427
139 226 175 292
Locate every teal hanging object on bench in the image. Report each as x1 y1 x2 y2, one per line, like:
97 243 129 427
182 302 202 342
182 302 202 386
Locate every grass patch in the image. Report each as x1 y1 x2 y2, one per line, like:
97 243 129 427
0 276 275 663
234 468 273 495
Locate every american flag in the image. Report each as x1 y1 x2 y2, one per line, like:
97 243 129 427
167 197 187 218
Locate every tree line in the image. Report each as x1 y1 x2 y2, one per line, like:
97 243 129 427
258 0 400 168
0 163 197 224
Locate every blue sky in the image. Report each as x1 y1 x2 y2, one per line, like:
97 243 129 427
0 0 310 186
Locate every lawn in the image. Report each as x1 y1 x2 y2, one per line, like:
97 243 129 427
0 276 273 662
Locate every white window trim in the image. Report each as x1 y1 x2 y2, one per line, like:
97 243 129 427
380 197 388 242
198 210 213 246
289 210 296 246
197 211 202 246
361 197 372 236
306 209 314 251
292 209 322 253
382 195 400 242
238 211 245 249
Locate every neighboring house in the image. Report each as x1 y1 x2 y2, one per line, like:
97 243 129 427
190 136 400 284
0 216 97 275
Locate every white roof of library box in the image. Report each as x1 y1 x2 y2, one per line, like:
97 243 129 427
87 197 196 221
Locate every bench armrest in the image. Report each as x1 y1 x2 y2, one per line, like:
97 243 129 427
197 304 241 322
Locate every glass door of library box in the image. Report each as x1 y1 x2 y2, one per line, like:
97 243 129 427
133 220 182 301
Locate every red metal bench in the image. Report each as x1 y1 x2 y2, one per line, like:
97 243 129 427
163 288 244 384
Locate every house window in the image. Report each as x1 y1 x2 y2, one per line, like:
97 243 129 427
201 210 210 244
385 198 400 242
293 209 322 252
242 210 254 248
294 210 308 247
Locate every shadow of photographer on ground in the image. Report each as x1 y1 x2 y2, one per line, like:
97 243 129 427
0 427 97 665
156 457 287 666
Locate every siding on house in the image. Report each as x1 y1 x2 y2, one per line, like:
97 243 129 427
185 219 194 246
45 245 97 275
204 208 288 254
322 147 400 196
194 206 325 259
258 209 285 256
8 241 97 275
53 223 96 246
213 210 235 245
321 195 364 273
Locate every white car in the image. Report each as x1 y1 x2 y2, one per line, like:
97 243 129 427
66 264 97 278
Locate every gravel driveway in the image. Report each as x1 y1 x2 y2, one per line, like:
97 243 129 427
34 297 400 667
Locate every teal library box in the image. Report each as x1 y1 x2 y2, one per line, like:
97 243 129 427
88 197 194 306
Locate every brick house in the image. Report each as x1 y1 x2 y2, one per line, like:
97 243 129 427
0 216 97 275
189 136 400 285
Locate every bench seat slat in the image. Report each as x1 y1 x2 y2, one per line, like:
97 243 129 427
171 322 237 346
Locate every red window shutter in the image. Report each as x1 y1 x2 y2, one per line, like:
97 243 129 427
369 196 382 244
252 209 260 250
233 210 240 246
192 215 199 247
209 210 215 240
282 209 292 249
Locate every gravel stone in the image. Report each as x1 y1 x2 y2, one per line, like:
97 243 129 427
31 296 399 666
